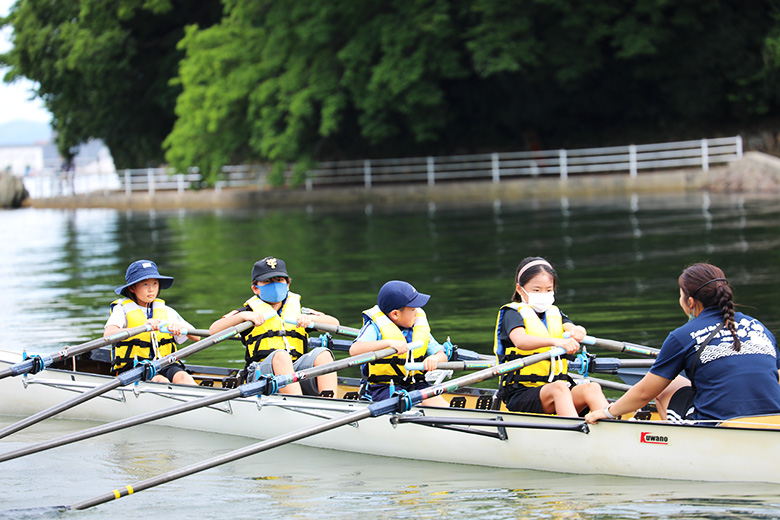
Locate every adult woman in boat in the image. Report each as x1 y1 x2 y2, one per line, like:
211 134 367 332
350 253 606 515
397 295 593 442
209 256 339 396
494 257 609 417
586 263 780 424
105 259 199 385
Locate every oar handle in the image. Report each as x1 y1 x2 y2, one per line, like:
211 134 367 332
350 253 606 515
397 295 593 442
404 360 497 371
0 324 155 381
283 317 360 337
563 332 659 358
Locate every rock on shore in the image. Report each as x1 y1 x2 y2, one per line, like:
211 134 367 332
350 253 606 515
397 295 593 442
0 172 29 208
706 151 780 193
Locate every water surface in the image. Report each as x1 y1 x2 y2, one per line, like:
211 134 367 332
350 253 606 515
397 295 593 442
2 193 780 518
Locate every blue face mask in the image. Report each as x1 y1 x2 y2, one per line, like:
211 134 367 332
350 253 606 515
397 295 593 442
256 281 288 303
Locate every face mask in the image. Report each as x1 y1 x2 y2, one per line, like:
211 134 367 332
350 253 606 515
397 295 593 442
257 281 288 303
523 288 555 313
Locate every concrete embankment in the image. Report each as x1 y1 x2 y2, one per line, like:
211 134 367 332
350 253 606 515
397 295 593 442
24 151 780 211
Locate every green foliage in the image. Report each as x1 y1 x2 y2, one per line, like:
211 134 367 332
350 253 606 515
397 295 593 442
0 0 221 167
5 0 780 179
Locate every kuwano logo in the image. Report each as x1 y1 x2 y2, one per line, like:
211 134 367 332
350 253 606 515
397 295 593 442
640 432 669 445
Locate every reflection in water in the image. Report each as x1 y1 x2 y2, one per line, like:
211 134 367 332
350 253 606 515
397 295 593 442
5 194 780 358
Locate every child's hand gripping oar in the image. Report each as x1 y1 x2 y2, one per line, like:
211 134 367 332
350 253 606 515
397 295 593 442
0 344 406 465
66 346 571 511
563 332 659 358
0 318 266 441
0 324 155 381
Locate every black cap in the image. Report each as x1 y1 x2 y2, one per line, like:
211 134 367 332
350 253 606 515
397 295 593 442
251 256 289 282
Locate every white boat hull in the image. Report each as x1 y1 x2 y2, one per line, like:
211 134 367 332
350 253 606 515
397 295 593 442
0 349 777 483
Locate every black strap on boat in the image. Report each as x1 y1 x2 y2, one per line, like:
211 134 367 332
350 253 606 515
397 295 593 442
390 413 589 440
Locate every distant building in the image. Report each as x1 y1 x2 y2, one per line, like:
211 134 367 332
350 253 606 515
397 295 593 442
0 138 115 177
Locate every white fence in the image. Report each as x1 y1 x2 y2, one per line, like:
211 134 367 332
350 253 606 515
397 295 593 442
22 136 743 198
304 136 743 190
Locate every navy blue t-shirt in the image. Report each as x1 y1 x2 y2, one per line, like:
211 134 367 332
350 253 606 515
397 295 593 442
650 307 780 421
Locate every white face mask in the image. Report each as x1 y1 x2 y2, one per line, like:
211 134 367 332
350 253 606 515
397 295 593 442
522 288 555 313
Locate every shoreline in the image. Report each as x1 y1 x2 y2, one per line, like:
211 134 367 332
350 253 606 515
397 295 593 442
26 167 717 212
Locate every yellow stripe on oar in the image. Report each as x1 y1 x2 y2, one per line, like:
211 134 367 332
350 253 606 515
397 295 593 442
112 484 136 498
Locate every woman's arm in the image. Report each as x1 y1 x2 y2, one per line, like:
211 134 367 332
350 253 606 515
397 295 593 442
585 372 672 423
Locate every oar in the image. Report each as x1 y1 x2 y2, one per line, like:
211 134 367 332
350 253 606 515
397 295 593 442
0 320 261 441
563 332 659 358
67 346 569 511
0 344 405 464
0 324 154 381
569 373 633 392
404 360 497 371
405 357 654 373
284 317 360 337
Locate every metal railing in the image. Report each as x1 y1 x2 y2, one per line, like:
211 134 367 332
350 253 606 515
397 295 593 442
304 136 743 190
22 136 742 198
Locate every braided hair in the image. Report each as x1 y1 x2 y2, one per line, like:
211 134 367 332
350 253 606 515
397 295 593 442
511 257 557 302
679 263 741 351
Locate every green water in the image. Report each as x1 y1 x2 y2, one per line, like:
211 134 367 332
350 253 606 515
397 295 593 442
2 193 780 518
5 192 780 365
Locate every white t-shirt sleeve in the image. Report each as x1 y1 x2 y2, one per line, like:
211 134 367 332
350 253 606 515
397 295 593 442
105 305 128 330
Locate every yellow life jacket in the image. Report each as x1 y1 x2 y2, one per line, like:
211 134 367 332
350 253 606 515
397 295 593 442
110 298 176 373
242 293 307 367
362 305 430 385
493 302 567 389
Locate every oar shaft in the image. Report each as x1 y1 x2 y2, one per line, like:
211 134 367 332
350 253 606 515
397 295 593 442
0 321 255 441
70 408 371 510
0 345 400 464
0 324 153 380
570 374 634 392
283 317 359 337
69 346 567 510
566 333 659 358
0 379 122 440
404 360 496 371
396 347 567 408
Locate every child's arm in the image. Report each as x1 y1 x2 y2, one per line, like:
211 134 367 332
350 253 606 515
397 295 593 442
562 322 587 342
209 309 267 335
509 327 580 355
299 307 339 328
297 311 339 328
349 339 409 356
422 349 448 371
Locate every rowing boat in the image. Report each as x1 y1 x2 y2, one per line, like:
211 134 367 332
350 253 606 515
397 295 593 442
0 348 778 484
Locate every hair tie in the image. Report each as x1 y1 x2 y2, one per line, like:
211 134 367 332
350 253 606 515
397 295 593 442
691 278 728 299
517 259 553 283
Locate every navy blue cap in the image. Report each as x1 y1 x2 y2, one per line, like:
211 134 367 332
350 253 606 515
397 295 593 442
114 260 174 296
377 280 430 314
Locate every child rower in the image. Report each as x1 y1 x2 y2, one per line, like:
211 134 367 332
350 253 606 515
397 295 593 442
208 256 339 396
105 259 198 385
494 256 608 417
350 280 449 407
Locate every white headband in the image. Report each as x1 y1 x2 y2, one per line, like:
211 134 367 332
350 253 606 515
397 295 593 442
517 259 553 283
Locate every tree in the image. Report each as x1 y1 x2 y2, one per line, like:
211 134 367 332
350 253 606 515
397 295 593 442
0 0 222 167
5 0 780 179
165 0 471 184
